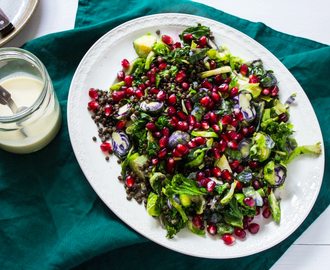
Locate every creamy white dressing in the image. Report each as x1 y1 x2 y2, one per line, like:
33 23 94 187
0 77 61 153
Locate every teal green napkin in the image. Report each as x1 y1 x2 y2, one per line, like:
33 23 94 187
0 0 329 269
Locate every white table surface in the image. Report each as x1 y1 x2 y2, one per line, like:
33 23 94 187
4 0 330 269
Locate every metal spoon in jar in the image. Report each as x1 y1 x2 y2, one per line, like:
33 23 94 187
0 85 28 137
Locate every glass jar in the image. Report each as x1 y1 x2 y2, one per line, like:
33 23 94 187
0 48 62 153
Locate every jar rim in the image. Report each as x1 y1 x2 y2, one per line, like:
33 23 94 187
0 47 49 123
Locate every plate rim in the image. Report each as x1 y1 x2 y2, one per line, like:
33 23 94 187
0 0 39 47
67 13 325 259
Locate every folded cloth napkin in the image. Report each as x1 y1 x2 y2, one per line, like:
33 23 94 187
0 0 329 269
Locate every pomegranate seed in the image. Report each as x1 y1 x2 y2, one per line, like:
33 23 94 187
240 64 248 76
227 141 239 149
241 127 249 136
184 100 193 111
212 166 222 177
177 144 189 155
249 75 260 84
218 139 227 152
201 121 210 130
124 75 133 86
218 83 229 93
167 157 176 173
168 118 176 128
198 36 207 47
207 223 217 236
235 181 243 192
159 62 167 70
162 127 170 137
233 108 243 121
150 87 159 95
113 91 126 101
201 80 213 89
209 60 216 69
231 119 239 128
262 88 270 95
279 113 287 123
206 100 215 109
172 148 182 158
167 106 176 116
126 175 135 188
234 228 246 239
151 158 159 165
200 96 211 107
194 136 206 146
145 80 152 87
172 115 179 124
252 180 261 190
187 115 196 127
121 59 130 68
248 223 260 234
221 115 233 125
176 121 189 131
117 71 125 81
192 215 202 228
176 70 187 82
183 33 194 43
196 171 205 182
146 122 157 132
270 85 279 96
159 136 168 148
223 77 231 84
104 104 113 116
211 92 221 103
134 89 144 99
223 234 236 245
221 169 232 181
187 140 197 148
193 122 201 130
158 148 168 159
222 132 230 142
153 131 161 138
209 112 218 123
230 87 239 98
236 165 244 174
177 111 187 121
168 94 177 106
88 88 98 99
243 197 255 207
262 207 271 218
212 124 221 133
88 100 99 111
230 160 240 171
214 74 223 84
227 130 239 140
161 35 173 45
125 87 134 97
248 161 259 169
157 90 166 101
263 196 269 206
245 216 254 223
100 142 111 152
248 126 256 134
207 180 216 192
181 81 190 91
116 120 125 130
256 207 261 215
212 147 220 159
200 178 211 187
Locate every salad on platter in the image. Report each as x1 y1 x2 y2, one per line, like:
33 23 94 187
87 24 321 245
